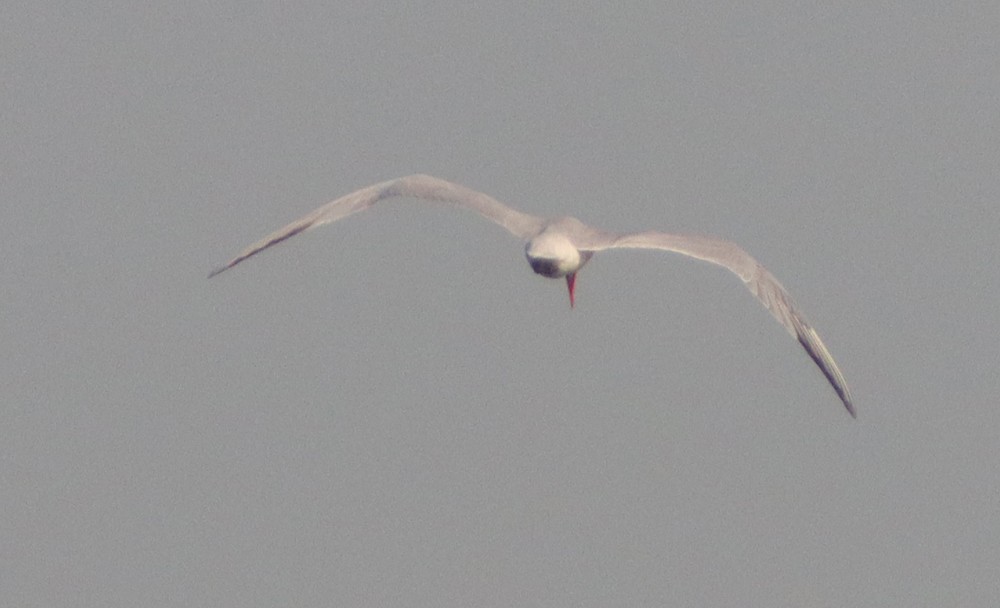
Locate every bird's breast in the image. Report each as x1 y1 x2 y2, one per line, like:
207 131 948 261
524 231 581 278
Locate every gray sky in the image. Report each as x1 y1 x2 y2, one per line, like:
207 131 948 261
4 2 999 606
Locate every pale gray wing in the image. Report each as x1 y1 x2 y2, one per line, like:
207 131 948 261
208 174 547 277
586 230 855 417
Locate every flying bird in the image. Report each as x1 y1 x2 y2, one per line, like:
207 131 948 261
209 174 855 417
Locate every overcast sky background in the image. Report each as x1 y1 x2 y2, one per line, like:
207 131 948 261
4 2 999 606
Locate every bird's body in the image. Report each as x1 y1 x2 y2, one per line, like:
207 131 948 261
524 223 585 278
210 174 855 417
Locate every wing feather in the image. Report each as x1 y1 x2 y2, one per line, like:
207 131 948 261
595 231 855 417
208 174 545 277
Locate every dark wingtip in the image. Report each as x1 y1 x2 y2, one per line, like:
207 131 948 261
796 333 857 419
208 222 311 279
835 386 857 419
207 264 230 279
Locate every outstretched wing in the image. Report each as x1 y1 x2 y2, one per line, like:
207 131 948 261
588 230 855 417
208 174 546 277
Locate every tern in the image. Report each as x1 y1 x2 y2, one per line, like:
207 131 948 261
210 174 855 417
